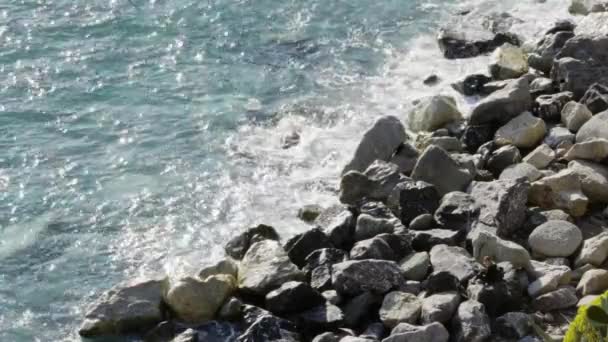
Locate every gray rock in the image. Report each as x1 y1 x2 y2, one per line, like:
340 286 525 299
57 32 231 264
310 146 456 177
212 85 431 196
354 214 398 242
562 101 593 133
577 269 608 296
342 116 407 175
434 192 480 231
451 300 491 342
528 31 575 74
532 286 578 312
430 245 481 283
387 180 440 226
238 240 304 295
382 322 449 342
332 260 405 296
577 110 608 142
218 297 243 320
390 142 420 176
225 224 280 260
315 206 355 250
412 229 461 251
495 312 532 339
304 248 349 275
379 291 422 328
400 252 431 281
468 178 530 237
340 160 403 205
528 220 582 257
534 91 573 122
408 214 433 231
575 233 608 268
527 272 563 298
581 83 608 114
350 236 397 261
237 310 300 342
564 139 608 163
530 77 555 96
420 291 460 324
489 43 528 80
500 162 542 182
265 281 325 314
411 145 474 196
79 279 164 337
529 169 589 217
472 230 531 269
296 303 344 331
523 144 555 169
163 275 236 323
342 292 382 328
544 126 575 148
487 144 522 176
437 21 520 59
408 95 463 132
199 258 239 281
568 160 608 203
284 228 333 268
322 290 342 305
470 77 532 126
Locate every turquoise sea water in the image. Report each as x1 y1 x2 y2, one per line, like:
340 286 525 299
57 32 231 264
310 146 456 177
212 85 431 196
0 0 572 340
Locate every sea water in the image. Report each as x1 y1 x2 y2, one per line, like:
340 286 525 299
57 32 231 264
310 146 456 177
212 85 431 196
0 0 575 340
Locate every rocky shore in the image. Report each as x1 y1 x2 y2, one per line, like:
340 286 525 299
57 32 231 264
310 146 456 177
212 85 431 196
78 3 608 342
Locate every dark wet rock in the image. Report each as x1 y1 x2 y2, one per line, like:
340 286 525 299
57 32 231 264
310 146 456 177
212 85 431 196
284 228 333 268
534 91 574 121
79 279 164 337
342 291 383 328
193 323 240 342
295 303 344 332
452 74 492 96
315 206 355 250
237 311 300 342
546 19 576 35
461 124 495 153
423 74 440 86
411 145 474 196
312 332 341 342
469 77 532 126
387 179 440 226
144 321 189 342
532 286 578 312
408 214 433 231
281 131 301 149
486 145 522 176
389 142 420 176
468 178 530 237
411 229 462 251
170 329 198 342
467 281 522 317
382 322 449 342
340 160 403 205
451 300 491 342
552 35 608 99
332 260 405 296
298 204 323 223
494 312 533 339
350 236 397 261
528 31 575 74
342 116 408 175
375 233 413 261
354 214 398 242
437 26 520 59
435 191 480 231
265 281 325 314
311 266 334 292
238 240 304 295
400 252 430 282
304 248 349 275
218 297 243 321
225 224 280 260
430 245 481 283
581 83 608 114
424 271 461 295
360 322 385 340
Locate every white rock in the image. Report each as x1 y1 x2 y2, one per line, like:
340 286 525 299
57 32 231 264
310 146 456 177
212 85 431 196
495 112 547 149
408 95 463 132
577 269 608 296
472 231 531 269
568 160 608 203
528 220 582 257
489 44 529 80
529 169 589 217
523 144 555 169
564 139 608 163
562 101 593 132
575 232 608 267
528 273 561 298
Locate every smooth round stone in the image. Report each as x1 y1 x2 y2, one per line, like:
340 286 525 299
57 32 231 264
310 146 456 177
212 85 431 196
528 220 582 257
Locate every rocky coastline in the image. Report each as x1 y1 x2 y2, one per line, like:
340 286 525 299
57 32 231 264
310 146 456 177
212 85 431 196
78 3 608 342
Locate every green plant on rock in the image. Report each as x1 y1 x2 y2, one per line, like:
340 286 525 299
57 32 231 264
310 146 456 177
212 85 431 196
565 292 608 342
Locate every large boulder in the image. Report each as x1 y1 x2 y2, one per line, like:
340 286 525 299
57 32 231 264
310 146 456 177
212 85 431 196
472 230 531 269
494 112 546 149
562 101 593 132
382 322 449 342
529 169 589 217
411 145 474 196
332 260 405 296
163 275 236 323
387 180 440 226
489 44 528 80
469 77 532 126
434 191 480 231
340 160 402 205
528 31 575 74
342 116 407 175
379 291 422 328
430 245 481 283
451 300 491 342
552 36 608 99
568 160 608 203
528 220 583 257
225 224 280 260
468 178 530 237
577 110 608 142
408 95 463 132
238 240 304 295
79 280 164 337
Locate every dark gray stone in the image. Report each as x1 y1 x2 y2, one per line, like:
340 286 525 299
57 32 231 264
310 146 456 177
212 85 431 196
581 83 608 114
534 91 573 121
528 31 575 74
225 224 280 260
435 191 480 231
265 281 325 314
469 77 532 126
340 160 403 205
350 237 397 261
461 124 495 153
486 145 522 176
412 229 461 251
451 300 491 342
342 292 382 328
411 145 474 196
332 260 405 296
387 180 440 226
285 228 333 268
